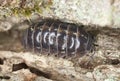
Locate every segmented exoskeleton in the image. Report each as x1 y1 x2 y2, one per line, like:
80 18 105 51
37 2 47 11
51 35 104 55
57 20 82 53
22 19 93 58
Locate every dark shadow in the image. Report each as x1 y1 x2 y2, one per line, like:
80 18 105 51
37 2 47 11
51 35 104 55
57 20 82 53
12 62 51 79
0 58 4 65
0 76 10 79
12 63 28 71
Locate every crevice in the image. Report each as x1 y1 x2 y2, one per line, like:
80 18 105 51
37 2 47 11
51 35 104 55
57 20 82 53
12 63 28 71
105 59 120 65
0 22 120 79
12 62 51 79
110 59 120 65
29 67 51 79
0 58 4 65
0 76 10 79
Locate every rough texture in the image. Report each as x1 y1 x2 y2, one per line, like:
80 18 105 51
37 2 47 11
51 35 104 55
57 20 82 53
0 0 120 32
113 0 120 27
0 51 119 81
51 0 112 26
0 26 120 81
0 0 120 81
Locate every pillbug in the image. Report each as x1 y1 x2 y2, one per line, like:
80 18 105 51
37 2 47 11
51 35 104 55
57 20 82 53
22 19 94 58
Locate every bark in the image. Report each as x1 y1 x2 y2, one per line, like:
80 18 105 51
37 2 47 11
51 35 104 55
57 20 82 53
0 26 120 81
0 0 120 32
0 0 120 81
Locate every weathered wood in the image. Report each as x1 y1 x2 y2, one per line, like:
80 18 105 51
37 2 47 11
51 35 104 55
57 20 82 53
0 0 120 81
0 28 119 81
0 0 120 31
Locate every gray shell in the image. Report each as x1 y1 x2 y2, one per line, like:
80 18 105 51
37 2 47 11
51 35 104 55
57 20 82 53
22 19 93 58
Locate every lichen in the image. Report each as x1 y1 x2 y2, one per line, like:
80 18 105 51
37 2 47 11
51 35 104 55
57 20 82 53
0 0 53 19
